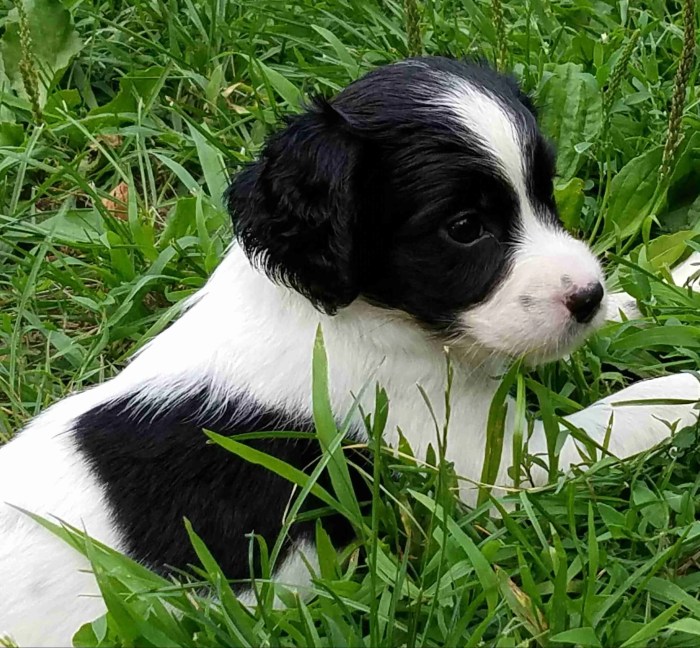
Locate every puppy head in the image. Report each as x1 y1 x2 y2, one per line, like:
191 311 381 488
227 57 606 364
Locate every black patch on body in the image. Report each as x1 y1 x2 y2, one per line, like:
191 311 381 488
73 390 367 581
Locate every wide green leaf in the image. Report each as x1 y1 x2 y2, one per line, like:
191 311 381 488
604 147 663 240
312 326 362 524
550 627 602 647
0 121 24 146
555 177 585 231
668 618 700 638
89 66 167 117
1 0 82 107
537 63 602 180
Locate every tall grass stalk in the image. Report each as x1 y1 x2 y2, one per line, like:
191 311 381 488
403 0 423 57
14 0 42 124
601 30 639 146
660 0 696 181
491 0 507 71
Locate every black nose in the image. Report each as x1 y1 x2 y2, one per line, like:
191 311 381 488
566 282 604 323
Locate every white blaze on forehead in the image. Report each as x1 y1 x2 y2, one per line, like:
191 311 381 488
438 78 531 211
434 76 559 241
433 74 603 271
435 75 608 362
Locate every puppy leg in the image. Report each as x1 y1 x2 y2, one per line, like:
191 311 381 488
527 373 700 483
672 250 700 289
501 253 700 492
236 539 319 608
605 291 641 321
606 251 700 322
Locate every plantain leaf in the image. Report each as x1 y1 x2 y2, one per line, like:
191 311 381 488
645 230 698 272
604 147 663 240
555 176 585 231
1 0 82 108
537 63 602 180
0 121 24 146
668 618 700 638
90 67 167 116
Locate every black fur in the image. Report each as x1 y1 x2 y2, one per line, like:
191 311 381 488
229 99 362 315
71 57 560 590
227 57 557 329
73 391 368 580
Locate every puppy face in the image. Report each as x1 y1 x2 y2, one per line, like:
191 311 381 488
228 57 606 364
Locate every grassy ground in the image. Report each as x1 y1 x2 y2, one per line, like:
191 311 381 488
1 0 700 645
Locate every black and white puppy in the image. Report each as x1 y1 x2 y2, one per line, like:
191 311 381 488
2 57 699 646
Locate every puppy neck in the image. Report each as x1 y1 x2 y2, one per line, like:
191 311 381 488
113 245 506 454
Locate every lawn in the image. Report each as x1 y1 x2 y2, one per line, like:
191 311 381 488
1 0 700 645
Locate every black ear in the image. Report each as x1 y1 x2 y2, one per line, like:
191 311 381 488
516 89 538 119
226 99 362 314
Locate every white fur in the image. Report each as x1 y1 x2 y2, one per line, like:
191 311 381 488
2 61 697 646
437 78 606 361
236 539 319 607
606 291 641 321
1 248 504 645
0 405 120 646
527 373 700 481
439 79 526 207
461 224 607 362
673 252 700 288
3 248 700 646
4 58 700 644
606 251 700 323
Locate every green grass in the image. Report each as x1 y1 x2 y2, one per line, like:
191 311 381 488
1 0 700 645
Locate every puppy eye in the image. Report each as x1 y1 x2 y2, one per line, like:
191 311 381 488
446 213 486 245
